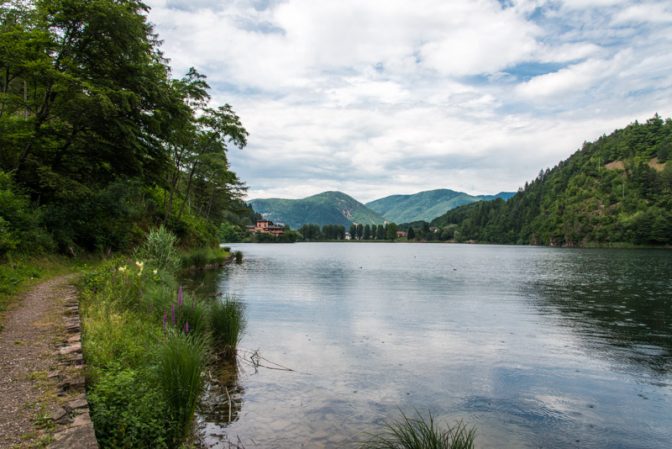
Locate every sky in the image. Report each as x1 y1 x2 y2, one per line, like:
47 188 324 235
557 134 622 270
145 0 672 202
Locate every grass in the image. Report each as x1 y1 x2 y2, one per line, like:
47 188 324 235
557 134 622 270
210 297 246 359
180 246 231 270
158 333 206 445
361 412 476 449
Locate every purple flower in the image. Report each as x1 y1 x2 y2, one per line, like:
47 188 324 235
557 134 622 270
177 286 183 307
171 304 175 325
184 321 190 334
162 311 167 331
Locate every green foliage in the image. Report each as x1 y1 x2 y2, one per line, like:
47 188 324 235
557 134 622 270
136 226 180 272
209 297 246 359
0 171 53 256
0 0 249 253
88 368 169 449
432 116 672 247
157 333 206 445
180 246 229 270
80 229 243 448
361 413 476 449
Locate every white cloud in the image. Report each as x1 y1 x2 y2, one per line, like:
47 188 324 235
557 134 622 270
144 0 672 201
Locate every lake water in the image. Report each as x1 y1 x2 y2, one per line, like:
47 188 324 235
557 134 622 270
190 243 672 449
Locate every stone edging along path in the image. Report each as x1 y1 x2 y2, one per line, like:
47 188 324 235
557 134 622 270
0 274 98 449
48 282 98 449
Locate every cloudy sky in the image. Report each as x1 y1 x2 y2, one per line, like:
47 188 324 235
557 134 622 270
145 0 672 202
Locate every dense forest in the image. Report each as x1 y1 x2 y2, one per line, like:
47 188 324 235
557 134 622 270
0 0 254 258
430 116 672 246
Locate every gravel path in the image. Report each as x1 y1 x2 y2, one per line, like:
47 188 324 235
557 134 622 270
0 275 77 448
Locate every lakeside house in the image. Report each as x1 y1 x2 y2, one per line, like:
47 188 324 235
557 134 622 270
396 230 408 238
247 219 285 236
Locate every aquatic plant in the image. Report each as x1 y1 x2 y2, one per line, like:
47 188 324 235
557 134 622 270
210 297 246 359
234 251 243 263
157 332 205 444
361 412 475 449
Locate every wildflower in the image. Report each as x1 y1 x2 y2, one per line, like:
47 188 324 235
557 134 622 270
118 265 127 273
135 260 144 273
177 286 183 307
163 311 167 331
153 268 158 275
171 304 175 325
184 321 190 334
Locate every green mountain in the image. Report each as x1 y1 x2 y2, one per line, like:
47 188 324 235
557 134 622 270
366 189 515 223
249 191 385 229
431 116 672 246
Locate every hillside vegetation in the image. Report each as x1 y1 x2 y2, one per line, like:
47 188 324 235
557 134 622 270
366 189 514 223
431 116 672 246
0 0 253 258
249 191 385 228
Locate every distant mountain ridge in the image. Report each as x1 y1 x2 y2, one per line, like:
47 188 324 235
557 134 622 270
248 191 385 229
366 189 515 223
249 188 514 228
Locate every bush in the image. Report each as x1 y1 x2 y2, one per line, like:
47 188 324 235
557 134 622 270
361 413 476 449
0 171 53 257
88 368 169 449
210 297 246 359
157 333 205 444
136 226 180 272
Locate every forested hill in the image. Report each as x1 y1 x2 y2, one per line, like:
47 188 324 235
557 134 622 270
1 1 254 256
249 191 385 229
431 116 672 247
366 189 514 223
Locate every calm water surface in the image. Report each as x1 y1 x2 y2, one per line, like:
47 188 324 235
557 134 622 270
190 243 672 449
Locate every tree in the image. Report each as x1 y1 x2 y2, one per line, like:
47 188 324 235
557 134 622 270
407 227 415 240
385 223 398 240
376 224 385 240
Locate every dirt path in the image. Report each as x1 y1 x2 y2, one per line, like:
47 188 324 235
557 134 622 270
0 274 94 449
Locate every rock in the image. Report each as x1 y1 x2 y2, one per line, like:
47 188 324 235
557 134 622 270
51 407 68 423
59 342 81 355
67 335 81 344
50 422 99 449
72 411 92 427
66 398 88 410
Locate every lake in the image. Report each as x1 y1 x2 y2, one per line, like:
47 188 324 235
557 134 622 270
189 243 672 449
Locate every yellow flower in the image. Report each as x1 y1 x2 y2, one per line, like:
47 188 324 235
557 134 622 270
135 260 144 273
153 269 158 275
118 265 127 273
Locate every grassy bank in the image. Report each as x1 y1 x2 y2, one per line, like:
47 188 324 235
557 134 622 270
79 228 244 448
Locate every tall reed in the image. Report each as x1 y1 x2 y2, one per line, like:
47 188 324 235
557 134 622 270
157 332 205 444
361 412 476 449
210 297 246 359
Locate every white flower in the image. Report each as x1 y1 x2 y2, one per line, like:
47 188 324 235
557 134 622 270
118 265 127 273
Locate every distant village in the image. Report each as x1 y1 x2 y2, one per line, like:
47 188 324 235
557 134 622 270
247 219 412 240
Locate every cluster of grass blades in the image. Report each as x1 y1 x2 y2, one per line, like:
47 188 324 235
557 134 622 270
210 297 246 359
361 412 476 449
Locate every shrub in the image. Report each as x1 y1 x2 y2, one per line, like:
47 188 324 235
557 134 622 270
210 297 246 359
361 413 476 449
234 251 243 263
88 368 169 449
136 226 180 272
157 333 206 445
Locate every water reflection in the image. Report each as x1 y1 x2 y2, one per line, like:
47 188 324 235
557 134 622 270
187 243 672 449
197 358 246 448
525 249 672 375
